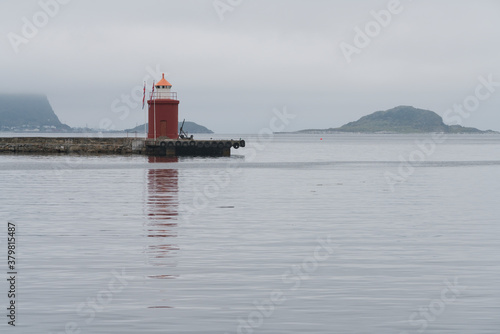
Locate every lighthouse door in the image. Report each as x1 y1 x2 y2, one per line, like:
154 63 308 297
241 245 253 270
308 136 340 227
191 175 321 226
160 121 167 138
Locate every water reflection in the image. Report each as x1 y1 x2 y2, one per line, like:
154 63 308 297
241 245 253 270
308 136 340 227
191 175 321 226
145 156 179 273
145 156 180 309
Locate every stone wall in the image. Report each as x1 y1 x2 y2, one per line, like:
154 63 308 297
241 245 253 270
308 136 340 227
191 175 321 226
0 137 146 154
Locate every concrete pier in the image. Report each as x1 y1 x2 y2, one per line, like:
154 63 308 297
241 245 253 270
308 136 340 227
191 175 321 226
0 137 245 157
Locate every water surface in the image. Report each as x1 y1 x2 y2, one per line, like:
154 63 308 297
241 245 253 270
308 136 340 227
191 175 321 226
1 134 499 333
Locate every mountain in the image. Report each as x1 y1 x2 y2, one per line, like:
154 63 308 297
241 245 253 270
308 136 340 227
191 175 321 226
299 106 496 134
125 121 214 134
0 94 71 132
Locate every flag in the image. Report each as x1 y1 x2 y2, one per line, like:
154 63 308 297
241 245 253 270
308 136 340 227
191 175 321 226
142 82 146 109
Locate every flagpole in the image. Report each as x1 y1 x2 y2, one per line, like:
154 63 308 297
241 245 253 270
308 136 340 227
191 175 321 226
143 81 147 139
154 87 156 140
150 81 156 140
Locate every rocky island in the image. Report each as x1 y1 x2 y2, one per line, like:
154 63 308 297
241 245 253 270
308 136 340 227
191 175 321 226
298 106 497 134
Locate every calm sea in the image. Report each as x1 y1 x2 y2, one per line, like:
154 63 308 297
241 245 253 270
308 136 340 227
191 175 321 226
1 133 499 333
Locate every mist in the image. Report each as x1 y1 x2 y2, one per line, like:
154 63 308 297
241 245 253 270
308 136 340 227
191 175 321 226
1 0 499 133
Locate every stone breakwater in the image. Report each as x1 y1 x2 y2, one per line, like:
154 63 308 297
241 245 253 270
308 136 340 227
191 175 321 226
0 137 146 155
0 137 245 156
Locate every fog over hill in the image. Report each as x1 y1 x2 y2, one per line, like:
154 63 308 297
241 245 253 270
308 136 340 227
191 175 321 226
0 94 71 132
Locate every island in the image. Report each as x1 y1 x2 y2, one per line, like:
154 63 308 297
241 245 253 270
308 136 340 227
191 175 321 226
297 106 497 134
125 122 213 134
0 93 71 132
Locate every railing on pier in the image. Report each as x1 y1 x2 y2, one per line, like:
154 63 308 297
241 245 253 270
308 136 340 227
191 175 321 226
150 92 178 100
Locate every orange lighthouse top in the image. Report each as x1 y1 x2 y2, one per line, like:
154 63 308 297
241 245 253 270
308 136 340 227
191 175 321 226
155 73 172 88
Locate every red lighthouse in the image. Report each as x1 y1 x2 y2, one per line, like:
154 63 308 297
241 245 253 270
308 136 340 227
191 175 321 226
148 74 179 140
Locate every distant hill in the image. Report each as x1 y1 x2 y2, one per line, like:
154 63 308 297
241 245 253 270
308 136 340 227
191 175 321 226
125 121 214 134
299 106 496 134
0 93 214 134
0 94 71 132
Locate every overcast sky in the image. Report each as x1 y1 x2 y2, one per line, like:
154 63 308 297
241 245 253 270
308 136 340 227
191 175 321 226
1 0 499 133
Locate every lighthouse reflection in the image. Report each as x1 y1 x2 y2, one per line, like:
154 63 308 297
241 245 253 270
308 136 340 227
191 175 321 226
145 156 179 282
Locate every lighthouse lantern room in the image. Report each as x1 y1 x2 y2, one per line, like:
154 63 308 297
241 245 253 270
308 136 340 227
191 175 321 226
147 73 179 140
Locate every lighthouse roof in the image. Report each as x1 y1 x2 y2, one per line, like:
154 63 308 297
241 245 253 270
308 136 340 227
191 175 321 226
155 73 172 87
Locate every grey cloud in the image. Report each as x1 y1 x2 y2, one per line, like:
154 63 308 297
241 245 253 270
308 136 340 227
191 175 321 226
1 0 499 132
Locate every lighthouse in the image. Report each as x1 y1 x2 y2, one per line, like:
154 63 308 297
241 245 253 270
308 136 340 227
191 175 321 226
148 73 179 140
